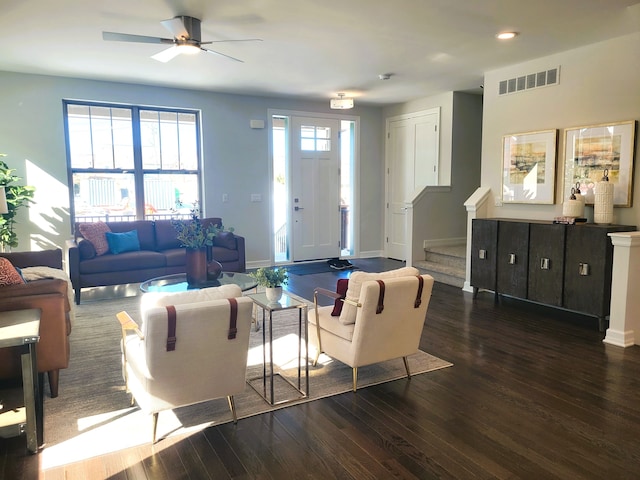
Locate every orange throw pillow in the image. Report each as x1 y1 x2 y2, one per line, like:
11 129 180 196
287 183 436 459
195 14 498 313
0 257 26 286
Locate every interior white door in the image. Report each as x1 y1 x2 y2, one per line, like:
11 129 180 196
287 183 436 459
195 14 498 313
386 120 411 260
291 116 341 261
386 111 439 261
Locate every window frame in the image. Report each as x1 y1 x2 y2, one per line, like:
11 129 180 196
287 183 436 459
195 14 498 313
63 100 202 226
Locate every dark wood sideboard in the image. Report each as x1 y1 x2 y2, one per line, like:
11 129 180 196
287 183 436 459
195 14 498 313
470 218 636 331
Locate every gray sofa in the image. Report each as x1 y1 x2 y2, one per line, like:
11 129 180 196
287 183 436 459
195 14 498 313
67 217 245 304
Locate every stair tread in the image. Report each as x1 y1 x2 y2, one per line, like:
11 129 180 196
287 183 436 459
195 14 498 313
424 244 466 258
415 260 465 276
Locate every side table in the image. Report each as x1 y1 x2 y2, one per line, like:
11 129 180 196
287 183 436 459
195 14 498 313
0 308 43 454
247 292 309 405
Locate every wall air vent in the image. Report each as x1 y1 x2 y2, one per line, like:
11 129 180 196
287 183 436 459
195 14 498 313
499 66 560 96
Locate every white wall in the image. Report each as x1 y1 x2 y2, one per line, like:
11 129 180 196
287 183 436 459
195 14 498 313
0 71 384 264
481 32 640 226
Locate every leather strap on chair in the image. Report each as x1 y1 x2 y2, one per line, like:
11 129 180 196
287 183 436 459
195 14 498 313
376 280 385 314
414 275 424 308
227 298 238 340
166 305 177 352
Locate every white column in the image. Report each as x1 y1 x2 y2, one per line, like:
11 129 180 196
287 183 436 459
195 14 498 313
603 232 640 347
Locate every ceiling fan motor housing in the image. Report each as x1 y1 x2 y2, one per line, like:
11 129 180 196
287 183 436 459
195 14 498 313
170 15 201 42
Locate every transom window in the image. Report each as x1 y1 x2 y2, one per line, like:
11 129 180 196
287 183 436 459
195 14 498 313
300 125 331 151
64 101 201 224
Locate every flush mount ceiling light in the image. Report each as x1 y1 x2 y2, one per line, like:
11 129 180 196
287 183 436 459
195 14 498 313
330 93 354 109
496 31 518 40
176 43 201 55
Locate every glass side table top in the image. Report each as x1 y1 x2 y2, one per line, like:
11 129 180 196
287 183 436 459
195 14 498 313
247 292 308 311
140 272 258 293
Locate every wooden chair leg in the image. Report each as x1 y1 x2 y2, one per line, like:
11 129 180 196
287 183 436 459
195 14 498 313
228 395 238 424
48 369 59 398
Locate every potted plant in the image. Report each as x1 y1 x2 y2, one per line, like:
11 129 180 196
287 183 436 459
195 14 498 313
172 204 233 285
250 266 289 302
0 157 36 252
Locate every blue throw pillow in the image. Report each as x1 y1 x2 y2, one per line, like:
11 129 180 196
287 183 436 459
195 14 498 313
106 230 141 255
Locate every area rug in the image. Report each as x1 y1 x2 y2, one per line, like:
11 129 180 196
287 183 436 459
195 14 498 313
40 292 452 469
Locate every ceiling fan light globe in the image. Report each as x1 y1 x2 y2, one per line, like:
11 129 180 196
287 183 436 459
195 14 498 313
177 44 200 55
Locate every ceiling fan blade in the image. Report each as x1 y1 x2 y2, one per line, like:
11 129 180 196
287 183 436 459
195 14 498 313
151 46 183 63
200 38 263 44
103 31 174 45
202 48 244 63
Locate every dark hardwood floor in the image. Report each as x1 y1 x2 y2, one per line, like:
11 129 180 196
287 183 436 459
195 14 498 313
2 258 640 479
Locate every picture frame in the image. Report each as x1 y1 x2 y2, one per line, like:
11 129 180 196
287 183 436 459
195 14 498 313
563 120 637 207
502 129 557 204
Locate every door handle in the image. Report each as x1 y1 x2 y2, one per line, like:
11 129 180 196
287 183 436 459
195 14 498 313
294 206 304 211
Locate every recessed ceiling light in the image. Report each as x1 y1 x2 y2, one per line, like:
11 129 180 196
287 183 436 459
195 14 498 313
496 32 518 40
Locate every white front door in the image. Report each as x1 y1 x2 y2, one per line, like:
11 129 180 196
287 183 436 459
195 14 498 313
291 116 341 261
386 110 439 261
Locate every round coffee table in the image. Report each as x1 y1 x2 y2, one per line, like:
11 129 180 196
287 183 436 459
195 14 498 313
140 272 258 293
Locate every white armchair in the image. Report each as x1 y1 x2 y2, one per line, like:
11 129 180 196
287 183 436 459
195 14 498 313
116 285 253 442
309 273 434 391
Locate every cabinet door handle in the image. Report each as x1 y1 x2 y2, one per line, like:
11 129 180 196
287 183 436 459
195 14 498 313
478 249 487 260
540 258 550 270
579 263 590 276
508 253 517 264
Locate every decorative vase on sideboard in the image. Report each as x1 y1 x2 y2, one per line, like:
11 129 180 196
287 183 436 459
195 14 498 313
594 169 614 225
185 247 207 286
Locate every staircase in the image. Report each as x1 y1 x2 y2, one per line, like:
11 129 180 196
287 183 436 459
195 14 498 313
414 244 466 288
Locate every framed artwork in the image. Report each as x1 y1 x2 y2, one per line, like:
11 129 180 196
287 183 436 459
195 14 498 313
563 120 637 207
502 129 557 204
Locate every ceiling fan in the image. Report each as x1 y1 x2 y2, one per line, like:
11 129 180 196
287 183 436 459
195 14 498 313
102 15 261 63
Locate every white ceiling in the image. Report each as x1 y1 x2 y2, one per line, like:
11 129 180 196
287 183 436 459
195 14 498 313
1 0 639 105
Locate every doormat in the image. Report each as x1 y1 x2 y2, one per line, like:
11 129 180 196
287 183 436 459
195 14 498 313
286 261 357 276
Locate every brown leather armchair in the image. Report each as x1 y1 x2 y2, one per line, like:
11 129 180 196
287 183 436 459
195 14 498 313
0 249 72 398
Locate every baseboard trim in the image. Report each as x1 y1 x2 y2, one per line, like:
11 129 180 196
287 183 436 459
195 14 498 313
603 328 637 348
360 250 384 258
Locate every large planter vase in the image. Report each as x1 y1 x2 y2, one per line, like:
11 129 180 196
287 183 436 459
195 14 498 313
185 247 207 286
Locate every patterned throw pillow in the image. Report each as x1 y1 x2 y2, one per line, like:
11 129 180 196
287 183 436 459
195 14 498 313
0 257 26 286
78 222 111 256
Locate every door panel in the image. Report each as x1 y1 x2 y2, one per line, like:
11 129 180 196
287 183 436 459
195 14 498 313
470 219 498 292
528 223 565 306
414 116 438 188
496 221 529 298
291 116 340 261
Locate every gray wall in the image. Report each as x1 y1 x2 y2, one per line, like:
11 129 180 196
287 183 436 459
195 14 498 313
0 71 384 264
481 32 640 226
